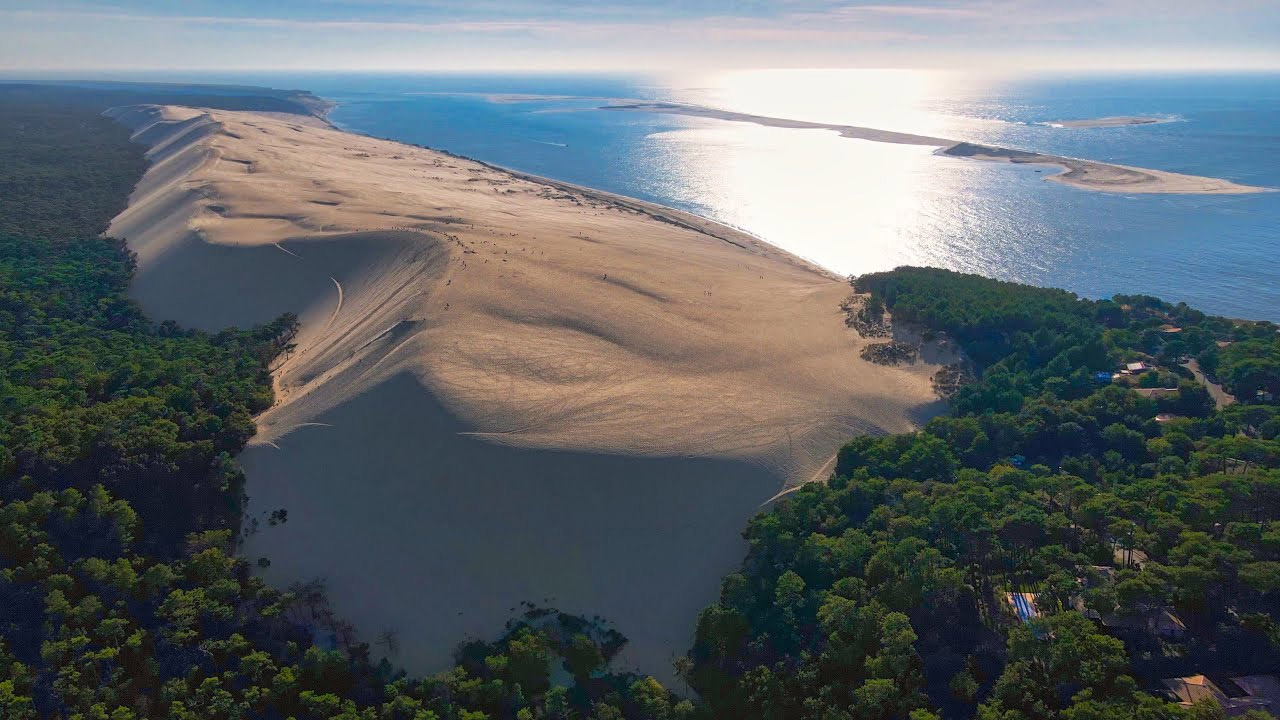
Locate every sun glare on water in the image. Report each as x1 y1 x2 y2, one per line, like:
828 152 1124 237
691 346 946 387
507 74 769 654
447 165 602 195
669 68 963 134
637 68 1007 275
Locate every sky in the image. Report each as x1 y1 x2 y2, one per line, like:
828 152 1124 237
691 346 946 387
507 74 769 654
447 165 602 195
3 0 1279 74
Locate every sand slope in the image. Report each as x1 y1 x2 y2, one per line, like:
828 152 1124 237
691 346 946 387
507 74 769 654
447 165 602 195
106 104 953 681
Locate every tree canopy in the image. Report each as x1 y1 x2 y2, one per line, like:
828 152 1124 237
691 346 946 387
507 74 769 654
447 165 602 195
686 268 1280 720
0 85 682 720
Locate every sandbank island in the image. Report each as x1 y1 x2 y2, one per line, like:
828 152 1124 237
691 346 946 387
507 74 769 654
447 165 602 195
603 102 1265 194
1045 115 1172 128
105 104 956 681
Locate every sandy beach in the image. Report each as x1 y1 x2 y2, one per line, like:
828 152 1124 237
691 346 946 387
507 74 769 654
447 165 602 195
941 142 1262 194
603 103 1266 194
105 104 954 682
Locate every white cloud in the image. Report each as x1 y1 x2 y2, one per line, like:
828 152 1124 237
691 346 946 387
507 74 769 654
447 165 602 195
1 1 1277 71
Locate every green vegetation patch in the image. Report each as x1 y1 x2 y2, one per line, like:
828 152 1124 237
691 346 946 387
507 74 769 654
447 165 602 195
687 267 1280 720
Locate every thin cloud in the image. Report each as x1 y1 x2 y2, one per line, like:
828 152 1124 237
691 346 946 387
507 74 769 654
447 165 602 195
3 9 571 33
0 7 926 40
829 4 984 18
2 1 1277 71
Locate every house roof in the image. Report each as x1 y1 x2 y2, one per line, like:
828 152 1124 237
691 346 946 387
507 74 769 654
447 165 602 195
1155 608 1186 633
1163 674 1280 714
1101 605 1183 635
1089 565 1116 582
1163 675 1222 706
1231 675 1280 706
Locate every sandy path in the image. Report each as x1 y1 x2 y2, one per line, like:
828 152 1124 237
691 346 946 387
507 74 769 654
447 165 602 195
106 104 955 682
1183 358 1237 410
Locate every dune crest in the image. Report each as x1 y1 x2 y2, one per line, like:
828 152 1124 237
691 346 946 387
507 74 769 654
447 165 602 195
107 104 948 477
106 104 953 679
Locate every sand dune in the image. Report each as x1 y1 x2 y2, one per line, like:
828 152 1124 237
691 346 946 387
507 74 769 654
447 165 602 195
106 104 953 681
603 103 1266 194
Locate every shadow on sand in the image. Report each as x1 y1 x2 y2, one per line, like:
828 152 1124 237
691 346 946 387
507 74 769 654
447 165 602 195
241 372 783 685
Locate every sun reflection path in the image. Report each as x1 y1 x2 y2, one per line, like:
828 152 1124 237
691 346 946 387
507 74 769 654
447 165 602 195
638 120 988 275
663 68 970 138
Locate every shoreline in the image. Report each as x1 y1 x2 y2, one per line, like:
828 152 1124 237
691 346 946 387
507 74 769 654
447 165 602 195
602 102 1268 195
488 164 842 281
320 110 841 281
939 141 1266 195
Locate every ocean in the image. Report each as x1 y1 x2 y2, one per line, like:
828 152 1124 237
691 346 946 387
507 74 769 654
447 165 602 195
65 69 1280 321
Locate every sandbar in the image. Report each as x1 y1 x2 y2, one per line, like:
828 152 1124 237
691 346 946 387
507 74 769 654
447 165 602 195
603 102 1265 194
1045 116 1171 128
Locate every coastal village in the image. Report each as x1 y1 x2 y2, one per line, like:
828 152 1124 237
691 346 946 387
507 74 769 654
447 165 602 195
1005 577 1280 716
837 273 1280 717
994 302 1280 716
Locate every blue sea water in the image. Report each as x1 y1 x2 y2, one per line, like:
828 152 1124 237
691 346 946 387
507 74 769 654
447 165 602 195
69 70 1280 321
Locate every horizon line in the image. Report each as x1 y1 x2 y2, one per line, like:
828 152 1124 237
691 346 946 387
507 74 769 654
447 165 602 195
5 65 1280 75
